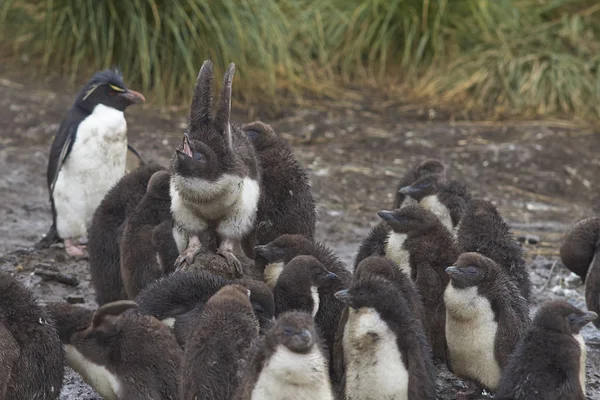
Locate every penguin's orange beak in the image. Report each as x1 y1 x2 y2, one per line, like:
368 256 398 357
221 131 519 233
121 89 145 104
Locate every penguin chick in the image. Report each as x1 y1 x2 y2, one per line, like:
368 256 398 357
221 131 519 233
444 252 531 392
560 217 600 281
45 301 94 343
120 170 178 298
398 175 471 232
353 209 412 275
180 285 259 400
135 269 273 345
174 278 275 347
0 272 64 400
354 255 425 323
331 256 428 394
66 300 182 400
43 69 145 257
89 163 165 305
254 234 352 373
273 255 341 317
170 60 260 274
242 121 316 253
394 158 447 209
135 269 228 325
335 276 436 400
378 205 459 362
495 300 597 400
235 311 334 400
457 199 531 300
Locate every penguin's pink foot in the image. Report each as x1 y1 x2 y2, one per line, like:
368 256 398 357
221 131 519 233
64 239 87 259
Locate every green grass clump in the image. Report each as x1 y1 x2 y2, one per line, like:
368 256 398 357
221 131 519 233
2 0 600 120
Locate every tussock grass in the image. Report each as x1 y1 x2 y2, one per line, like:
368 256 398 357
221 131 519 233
2 0 600 120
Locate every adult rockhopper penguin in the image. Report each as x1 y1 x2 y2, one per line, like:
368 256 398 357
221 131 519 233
39 69 145 257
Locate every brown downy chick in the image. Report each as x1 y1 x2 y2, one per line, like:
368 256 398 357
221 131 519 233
560 217 600 281
179 285 259 400
174 278 274 346
496 300 597 400
120 170 178 298
334 276 436 400
273 255 341 318
457 199 531 300
0 272 64 400
134 269 273 346
89 163 165 305
378 205 460 362
66 300 182 400
398 175 471 232
254 234 352 374
354 209 413 274
331 256 429 395
242 121 316 254
394 159 447 209
170 60 260 274
444 252 531 392
235 311 334 400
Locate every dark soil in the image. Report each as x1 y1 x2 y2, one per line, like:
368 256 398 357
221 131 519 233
1 70 599 399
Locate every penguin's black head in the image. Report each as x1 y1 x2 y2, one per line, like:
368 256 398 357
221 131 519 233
76 69 145 113
398 175 441 201
355 256 403 283
172 133 221 181
377 205 439 234
286 255 340 292
335 275 400 312
534 300 597 334
272 311 316 354
146 170 171 199
243 121 278 151
415 159 446 178
253 234 313 267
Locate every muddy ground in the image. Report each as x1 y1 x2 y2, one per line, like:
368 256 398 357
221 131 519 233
0 70 599 399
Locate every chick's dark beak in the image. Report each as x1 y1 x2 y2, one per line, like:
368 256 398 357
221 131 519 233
377 210 396 222
334 289 352 305
253 245 284 263
121 88 145 104
445 266 461 277
573 311 598 327
398 185 418 196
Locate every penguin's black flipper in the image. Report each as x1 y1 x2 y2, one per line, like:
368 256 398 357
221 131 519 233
47 118 81 198
127 144 146 165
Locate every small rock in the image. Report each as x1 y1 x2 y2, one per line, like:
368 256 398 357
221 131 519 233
66 295 85 304
516 234 540 245
563 272 583 289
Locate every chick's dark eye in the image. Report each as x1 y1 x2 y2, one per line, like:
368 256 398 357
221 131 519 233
283 327 294 336
194 152 203 161
246 130 259 141
253 305 265 314
466 267 478 275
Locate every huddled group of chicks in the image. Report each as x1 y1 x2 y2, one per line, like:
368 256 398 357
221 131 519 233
1 60 599 400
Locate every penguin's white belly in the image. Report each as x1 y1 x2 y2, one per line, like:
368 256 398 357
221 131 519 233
64 344 122 400
170 174 260 240
444 285 502 390
384 232 411 278
420 195 454 233
53 105 127 239
251 345 333 400
344 308 409 400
